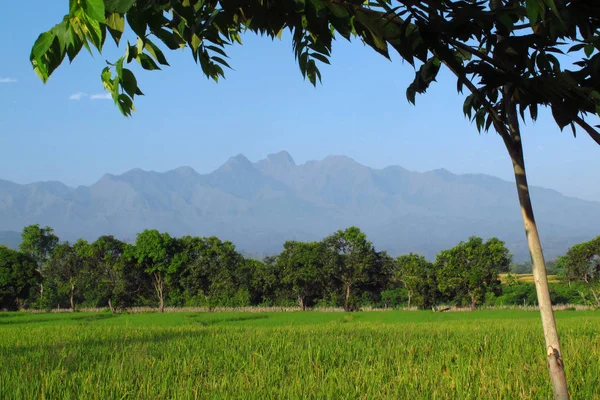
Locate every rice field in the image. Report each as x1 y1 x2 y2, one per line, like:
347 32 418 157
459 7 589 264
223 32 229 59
499 273 561 284
1 310 599 399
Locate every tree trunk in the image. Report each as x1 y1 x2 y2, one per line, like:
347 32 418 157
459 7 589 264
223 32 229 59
590 288 600 308
69 287 75 312
298 295 305 311
69 279 75 312
154 272 164 313
504 133 569 399
407 290 412 309
344 283 351 312
108 298 114 313
470 294 477 311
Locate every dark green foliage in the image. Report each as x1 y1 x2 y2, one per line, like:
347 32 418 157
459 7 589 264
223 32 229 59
322 227 390 311
277 241 327 310
2 225 597 310
436 237 511 309
393 253 439 309
561 236 600 306
0 246 39 310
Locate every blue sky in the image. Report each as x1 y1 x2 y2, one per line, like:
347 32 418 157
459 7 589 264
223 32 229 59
1 1 599 201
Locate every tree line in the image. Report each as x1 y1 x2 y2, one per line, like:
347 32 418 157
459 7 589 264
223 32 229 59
1 225 598 312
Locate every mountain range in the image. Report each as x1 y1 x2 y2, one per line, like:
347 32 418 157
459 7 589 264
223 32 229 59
1 151 598 262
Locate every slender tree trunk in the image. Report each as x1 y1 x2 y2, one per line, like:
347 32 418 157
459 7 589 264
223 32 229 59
298 295 305 311
503 133 569 399
154 272 164 313
69 286 75 312
108 298 114 313
344 283 351 312
590 288 600 308
407 290 412 309
470 294 477 311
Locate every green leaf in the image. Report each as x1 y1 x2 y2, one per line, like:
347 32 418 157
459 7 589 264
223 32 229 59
310 52 330 65
211 56 231 69
191 34 202 51
106 13 125 45
154 29 186 50
584 45 594 58
137 53 161 70
84 15 103 50
121 69 139 98
526 0 540 25
31 32 55 62
105 0 136 14
144 40 169 66
117 93 135 117
126 42 138 63
101 66 114 92
30 32 57 83
205 45 228 58
498 14 514 32
82 0 106 23
406 84 416 105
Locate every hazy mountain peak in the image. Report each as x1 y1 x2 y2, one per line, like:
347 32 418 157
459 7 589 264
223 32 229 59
221 153 253 169
322 155 359 165
171 166 197 176
2 151 599 262
266 151 295 166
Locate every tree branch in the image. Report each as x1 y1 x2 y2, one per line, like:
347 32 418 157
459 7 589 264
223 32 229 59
573 116 600 146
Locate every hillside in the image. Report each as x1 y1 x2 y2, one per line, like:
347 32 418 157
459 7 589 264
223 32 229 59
1 151 598 261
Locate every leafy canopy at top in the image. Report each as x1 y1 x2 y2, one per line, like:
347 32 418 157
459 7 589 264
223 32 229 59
31 0 600 145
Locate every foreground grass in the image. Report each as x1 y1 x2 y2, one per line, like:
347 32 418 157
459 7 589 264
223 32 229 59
0 310 598 399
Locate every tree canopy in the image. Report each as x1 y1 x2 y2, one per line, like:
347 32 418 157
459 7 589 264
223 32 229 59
30 0 600 145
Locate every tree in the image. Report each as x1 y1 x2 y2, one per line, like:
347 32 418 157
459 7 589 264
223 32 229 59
19 224 59 303
323 227 378 312
46 242 85 311
277 241 326 310
393 253 437 309
436 237 511 310
133 229 178 312
0 246 39 310
76 235 135 311
31 0 600 395
176 235 246 308
562 236 600 307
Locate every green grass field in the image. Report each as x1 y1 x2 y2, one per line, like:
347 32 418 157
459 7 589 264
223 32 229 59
1 310 599 399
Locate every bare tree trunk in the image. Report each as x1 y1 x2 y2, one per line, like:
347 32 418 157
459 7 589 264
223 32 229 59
108 298 114 313
298 295 305 311
407 290 412 309
590 288 600 308
69 279 75 312
69 287 74 312
344 283 351 312
154 272 164 313
504 133 569 399
470 294 477 311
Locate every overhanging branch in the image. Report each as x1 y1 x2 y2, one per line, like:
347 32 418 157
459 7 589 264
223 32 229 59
573 116 600 146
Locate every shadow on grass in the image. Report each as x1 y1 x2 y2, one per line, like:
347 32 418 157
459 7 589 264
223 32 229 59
185 313 269 326
3 327 214 369
0 313 117 326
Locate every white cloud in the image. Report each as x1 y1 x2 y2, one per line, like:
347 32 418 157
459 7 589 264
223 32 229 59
69 92 87 101
0 77 17 83
90 93 111 100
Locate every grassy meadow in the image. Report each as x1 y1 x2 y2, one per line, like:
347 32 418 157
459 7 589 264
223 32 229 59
1 310 599 399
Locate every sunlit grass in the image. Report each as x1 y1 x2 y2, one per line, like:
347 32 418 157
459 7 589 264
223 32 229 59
1 310 598 399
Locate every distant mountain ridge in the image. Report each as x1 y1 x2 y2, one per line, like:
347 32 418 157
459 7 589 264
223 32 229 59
1 151 598 261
